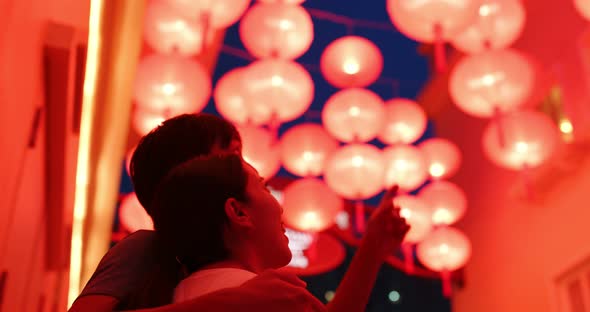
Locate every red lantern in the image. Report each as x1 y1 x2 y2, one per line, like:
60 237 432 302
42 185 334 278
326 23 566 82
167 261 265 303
280 124 339 177
449 49 534 118
164 0 250 29
419 138 462 180
239 3 314 60
482 110 559 170
383 145 429 192
417 226 471 296
420 181 467 226
324 144 384 200
452 0 526 54
214 67 255 125
282 178 343 232
238 125 281 179
119 193 154 232
574 0 590 21
244 59 314 125
144 0 215 56
320 36 383 88
132 109 166 136
378 98 427 145
134 54 211 116
386 0 479 71
322 88 385 143
395 195 433 243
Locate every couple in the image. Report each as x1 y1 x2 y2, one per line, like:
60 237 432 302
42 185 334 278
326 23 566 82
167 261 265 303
69 114 410 312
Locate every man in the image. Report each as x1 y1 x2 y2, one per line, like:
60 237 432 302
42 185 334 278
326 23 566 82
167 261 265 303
69 114 323 312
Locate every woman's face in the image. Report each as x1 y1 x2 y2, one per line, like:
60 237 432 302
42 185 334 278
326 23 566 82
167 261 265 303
241 162 292 269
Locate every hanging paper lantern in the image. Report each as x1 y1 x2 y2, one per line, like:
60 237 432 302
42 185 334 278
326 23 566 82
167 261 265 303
383 145 429 192
119 193 154 232
420 181 467 226
134 54 211 116
244 59 314 125
239 125 281 179
574 0 590 21
482 110 559 170
132 108 167 136
320 36 383 88
419 138 462 180
164 0 250 29
322 88 385 143
395 195 433 243
378 98 427 145
280 124 339 177
452 0 526 53
449 49 535 118
239 3 314 60
324 144 384 199
282 178 344 232
214 67 255 125
386 0 479 71
144 0 216 56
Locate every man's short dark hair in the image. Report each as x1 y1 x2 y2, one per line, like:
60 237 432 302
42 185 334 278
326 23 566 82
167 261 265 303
130 113 241 216
151 153 249 273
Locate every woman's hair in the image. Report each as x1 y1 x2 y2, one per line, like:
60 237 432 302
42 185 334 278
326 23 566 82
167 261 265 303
151 153 249 273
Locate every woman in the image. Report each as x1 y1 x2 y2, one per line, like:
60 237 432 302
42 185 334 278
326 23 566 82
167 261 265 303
151 153 409 311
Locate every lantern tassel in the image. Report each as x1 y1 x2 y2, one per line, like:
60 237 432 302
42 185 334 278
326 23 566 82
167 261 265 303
493 107 506 149
355 200 365 233
441 269 452 297
521 164 536 201
434 24 447 73
200 12 211 54
402 243 415 274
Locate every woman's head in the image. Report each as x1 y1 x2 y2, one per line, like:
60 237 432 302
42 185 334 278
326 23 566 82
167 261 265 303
151 153 291 274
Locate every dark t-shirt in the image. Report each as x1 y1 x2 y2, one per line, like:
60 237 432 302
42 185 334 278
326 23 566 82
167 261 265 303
78 230 182 309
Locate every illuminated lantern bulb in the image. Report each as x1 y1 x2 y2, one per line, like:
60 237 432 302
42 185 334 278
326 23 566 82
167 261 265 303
574 0 590 21
420 181 467 225
322 88 385 143
449 49 535 118
119 193 154 232
378 98 427 145
239 3 314 60
417 226 471 296
452 0 526 53
383 145 429 192
282 178 344 232
395 195 433 243
280 124 339 177
482 110 559 170
134 54 211 116
324 144 384 200
238 125 281 179
132 109 166 136
164 0 251 28
320 36 383 88
419 138 462 180
214 67 256 125
244 59 314 125
144 0 215 56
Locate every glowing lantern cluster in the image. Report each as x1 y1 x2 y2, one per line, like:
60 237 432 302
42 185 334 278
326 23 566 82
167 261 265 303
280 124 339 177
322 88 385 143
238 125 281 179
240 3 314 60
452 0 526 53
134 54 211 117
449 49 535 118
324 144 384 200
420 181 467 225
482 110 559 170
119 193 153 232
379 98 427 145
320 36 383 88
282 178 343 232
383 145 429 192
419 138 462 180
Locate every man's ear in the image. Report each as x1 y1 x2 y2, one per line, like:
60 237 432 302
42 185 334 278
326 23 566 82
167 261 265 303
225 198 254 229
